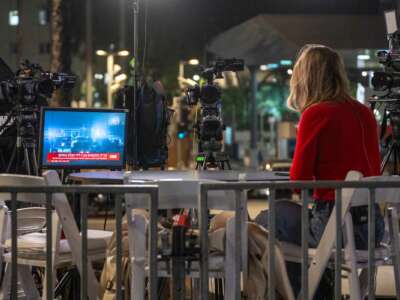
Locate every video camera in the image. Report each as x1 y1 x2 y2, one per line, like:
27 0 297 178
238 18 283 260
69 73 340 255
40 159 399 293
0 59 75 108
370 28 400 174
186 59 244 159
0 58 76 175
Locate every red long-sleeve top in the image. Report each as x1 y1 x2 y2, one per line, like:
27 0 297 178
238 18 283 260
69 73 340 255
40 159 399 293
290 100 381 201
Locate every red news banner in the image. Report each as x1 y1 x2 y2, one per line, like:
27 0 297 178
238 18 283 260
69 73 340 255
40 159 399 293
47 153 120 163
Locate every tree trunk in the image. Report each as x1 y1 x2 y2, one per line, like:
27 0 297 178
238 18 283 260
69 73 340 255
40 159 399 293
50 0 72 107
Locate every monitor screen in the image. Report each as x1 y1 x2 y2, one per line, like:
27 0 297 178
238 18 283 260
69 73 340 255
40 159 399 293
39 108 128 169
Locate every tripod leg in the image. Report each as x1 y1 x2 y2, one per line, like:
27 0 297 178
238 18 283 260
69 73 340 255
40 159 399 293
23 146 31 176
395 144 399 175
31 147 39 176
0 149 6 172
6 144 17 173
381 143 395 174
395 145 400 176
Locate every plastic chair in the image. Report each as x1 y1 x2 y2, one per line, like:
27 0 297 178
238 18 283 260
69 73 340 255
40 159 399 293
281 171 397 300
0 171 113 300
124 177 248 300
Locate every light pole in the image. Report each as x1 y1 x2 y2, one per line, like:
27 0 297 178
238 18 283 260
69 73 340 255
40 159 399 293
96 45 130 108
86 0 93 107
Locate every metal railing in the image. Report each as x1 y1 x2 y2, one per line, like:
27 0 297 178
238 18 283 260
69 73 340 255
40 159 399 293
0 185 158 300
199 180 400 300
3 179 400 300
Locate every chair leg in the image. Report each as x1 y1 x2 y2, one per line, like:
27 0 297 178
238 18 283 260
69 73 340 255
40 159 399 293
18 265 40 300
0 264 40 300
388 207 400 300
1 263 11 300
224 217 239 300
42 267 57 300
127 211 146 300
344 214 361 300
192 278 200 300
358 268 372 300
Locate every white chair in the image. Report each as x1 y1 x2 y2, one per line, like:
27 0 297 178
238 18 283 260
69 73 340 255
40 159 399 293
0 171 113 300
298 171 395 300
275 171 400 299
124 178 248 300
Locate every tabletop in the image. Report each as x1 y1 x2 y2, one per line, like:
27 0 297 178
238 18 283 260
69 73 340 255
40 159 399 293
68 170 289 184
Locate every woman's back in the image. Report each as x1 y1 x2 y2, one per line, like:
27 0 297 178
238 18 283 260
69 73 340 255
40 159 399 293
290 100 380 200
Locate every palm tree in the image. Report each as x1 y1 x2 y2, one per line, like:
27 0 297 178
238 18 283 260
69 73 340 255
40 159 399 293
50 0 72 107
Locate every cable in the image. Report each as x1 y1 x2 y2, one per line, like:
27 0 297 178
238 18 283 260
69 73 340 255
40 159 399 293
0 110 15 134
141 0 149 74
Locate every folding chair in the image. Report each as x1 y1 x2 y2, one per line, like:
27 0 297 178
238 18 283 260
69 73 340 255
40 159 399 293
306 171 394 299
0 171 113 300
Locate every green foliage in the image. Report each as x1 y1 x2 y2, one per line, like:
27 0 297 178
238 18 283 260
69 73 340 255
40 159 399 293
256 83 298 121
221 86 250 130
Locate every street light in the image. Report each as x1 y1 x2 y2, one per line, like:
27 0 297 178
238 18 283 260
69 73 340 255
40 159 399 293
178 58 200 89
96 50 108 56
96 44 130 108
188 59 199 66
117 50 130 57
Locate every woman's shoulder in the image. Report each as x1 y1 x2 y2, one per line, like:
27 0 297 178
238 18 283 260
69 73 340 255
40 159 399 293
302 101 338 116
305 99 370 113
346 99 374 117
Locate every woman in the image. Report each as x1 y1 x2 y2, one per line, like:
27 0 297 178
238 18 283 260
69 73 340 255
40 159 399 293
288 44 384 249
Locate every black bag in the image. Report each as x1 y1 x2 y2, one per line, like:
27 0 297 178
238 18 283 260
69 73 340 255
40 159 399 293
116 81 173 169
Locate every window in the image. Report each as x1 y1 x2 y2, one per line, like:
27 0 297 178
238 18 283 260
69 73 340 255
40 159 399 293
38 9 48 25
9 11 19 26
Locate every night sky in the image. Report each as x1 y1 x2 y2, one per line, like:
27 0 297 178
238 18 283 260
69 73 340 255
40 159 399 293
75 0 388 87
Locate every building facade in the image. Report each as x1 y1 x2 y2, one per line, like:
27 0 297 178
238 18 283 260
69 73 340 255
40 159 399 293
0 0 51 71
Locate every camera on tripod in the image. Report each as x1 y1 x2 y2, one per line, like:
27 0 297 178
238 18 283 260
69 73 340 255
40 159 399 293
186 58 244 169
371 31 400 93
0 58 76 175
0 60 75 107
370 30 400 174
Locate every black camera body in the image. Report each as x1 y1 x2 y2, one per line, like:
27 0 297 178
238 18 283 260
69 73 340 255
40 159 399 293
0 58 76 174
0 60 75 108
372 31 400 92
186 58 244 153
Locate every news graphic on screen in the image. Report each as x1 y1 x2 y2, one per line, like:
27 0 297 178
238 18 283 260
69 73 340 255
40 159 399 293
40 108 127 169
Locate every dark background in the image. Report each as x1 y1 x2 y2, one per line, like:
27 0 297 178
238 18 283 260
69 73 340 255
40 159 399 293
69 0 392 89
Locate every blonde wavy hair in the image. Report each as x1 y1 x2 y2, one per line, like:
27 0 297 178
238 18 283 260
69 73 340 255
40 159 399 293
287 44 352 112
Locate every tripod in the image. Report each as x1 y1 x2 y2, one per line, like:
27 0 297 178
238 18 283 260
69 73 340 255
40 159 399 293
6 108 39 176
381 110 400 175
195 151 231 170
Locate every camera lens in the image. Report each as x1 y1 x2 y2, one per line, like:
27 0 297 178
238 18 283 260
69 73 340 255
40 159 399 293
36 79 55 97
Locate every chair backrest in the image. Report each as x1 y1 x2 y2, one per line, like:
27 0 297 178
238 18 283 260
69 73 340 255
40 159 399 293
0 174 49 249
351 175 400 207
12 207 47 235
307 171 400 299
0 174 46 204
43 170 100 299
307 170 363 299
